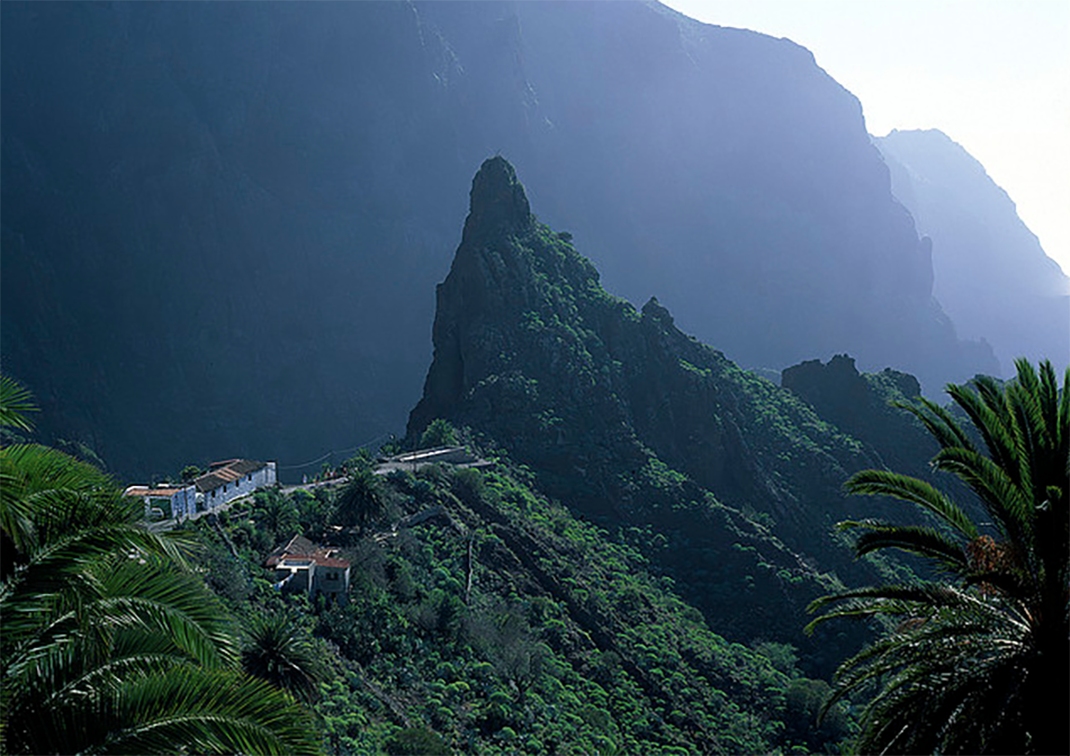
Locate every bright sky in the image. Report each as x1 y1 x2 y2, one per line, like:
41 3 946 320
661 0 1070 276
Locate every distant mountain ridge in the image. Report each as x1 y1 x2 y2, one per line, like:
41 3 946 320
875 129 1069 375
2 2 995 478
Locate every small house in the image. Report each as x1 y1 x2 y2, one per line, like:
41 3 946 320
124 483 198 521
194 458 277 512
266 534 351 605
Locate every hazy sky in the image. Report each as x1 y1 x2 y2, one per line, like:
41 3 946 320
662 0 1070 276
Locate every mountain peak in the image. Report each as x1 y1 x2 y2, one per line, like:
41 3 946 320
462 156 532 244
641 296 674 326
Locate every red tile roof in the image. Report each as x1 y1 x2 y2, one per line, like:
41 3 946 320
125 485 189 498
310 555 350 569
266 534 349 569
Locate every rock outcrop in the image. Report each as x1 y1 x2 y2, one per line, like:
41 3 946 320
410 158 923 668
782 354 935 480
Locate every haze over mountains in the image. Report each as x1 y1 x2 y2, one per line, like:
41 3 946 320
875 129 1069 375
2 1 1058 480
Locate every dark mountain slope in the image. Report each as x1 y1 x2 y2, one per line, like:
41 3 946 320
1 2 993 478
409 158 916 669
875 129 1069 374
782 354 936 480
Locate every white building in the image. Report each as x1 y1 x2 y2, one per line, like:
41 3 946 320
124 483 198 520
194 459 277 511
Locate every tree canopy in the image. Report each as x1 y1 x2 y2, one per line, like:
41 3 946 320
810 359 1069 754
0 379 322 755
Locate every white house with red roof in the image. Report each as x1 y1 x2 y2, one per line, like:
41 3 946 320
266 534 350 605
128 459 277 521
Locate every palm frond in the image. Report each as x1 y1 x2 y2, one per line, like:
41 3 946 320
848 522 968 573
97 668 321 756
895 395 976 452
947 379 1021 481
0 376 37 433
844 469 978 538
932 446 1032 539
815 360 1068 754
1058 363 1070 453
0 436 323 755
241 612 326 703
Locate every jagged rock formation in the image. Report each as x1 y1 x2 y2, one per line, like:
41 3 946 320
413 158 844 519
875 129 1070 375
781 354 936 480
2 2 994 478
410 158 921 669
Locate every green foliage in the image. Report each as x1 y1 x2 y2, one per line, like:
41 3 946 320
182 454 861 753
242 611 328 704
342 447 373 473
0 440 320 754
781 677 851 751
333 467 386 532
313 461 822 751
253 488 300 545
810 359 1069 754
408 189 917 677
292 488 333 540
420 418 459 448
0 374 36 432
383 727 451 755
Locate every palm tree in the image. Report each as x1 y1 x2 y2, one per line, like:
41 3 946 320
242 611 328 704
254 488 300 543
1 380 322 754
809 359 1068 754
334 467 385 532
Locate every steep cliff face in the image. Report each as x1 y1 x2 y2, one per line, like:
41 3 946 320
2 2 993 478
2 2 458 476
413 158 854 520
875 129 1070 375
409 158 914 666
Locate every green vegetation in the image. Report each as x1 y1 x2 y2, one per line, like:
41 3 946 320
185 457 852 754
243 611 328 704
5 156 1056 754
409 157 912 674
421 418 460 448
0 376 35 433
334 466 387 533
0 383 321 755
810 359 1069 754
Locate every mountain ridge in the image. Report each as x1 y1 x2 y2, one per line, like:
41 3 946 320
875 128 1069 375
2 1 997 479
408 157 930 669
